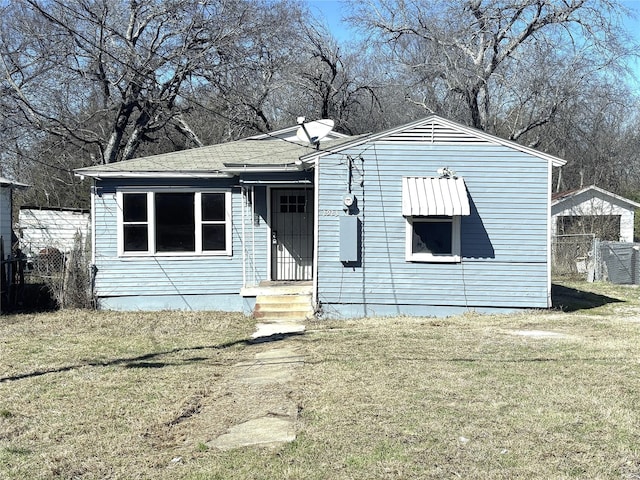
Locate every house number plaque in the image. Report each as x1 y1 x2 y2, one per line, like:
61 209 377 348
321 210 340 217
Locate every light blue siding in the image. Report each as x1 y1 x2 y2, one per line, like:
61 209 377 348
92 179 271 311
89 124 554 317
98 293 246 312
316 142 551 318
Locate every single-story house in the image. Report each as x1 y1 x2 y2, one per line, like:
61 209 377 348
0 176 29 260
18 206 91 257
75 115 566 318
552 185 640 242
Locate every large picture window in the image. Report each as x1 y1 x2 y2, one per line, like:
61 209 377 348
118 190 231 256
406 216 461 262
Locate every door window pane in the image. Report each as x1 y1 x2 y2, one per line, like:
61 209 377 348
279 193 306 213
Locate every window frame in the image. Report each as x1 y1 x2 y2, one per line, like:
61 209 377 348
117 189 232 257
405 215 461 263
121 192 150 253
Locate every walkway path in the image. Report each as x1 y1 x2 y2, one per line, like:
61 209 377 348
208 320 306 450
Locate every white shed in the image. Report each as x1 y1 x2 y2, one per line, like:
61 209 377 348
18 207 91 257
0 177 29 260
552 185 640 242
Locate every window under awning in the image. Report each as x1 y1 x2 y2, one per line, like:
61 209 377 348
402 176 470 216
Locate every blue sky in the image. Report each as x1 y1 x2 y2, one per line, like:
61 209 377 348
305 0 352 39
306 0 640 42
305 0 640 87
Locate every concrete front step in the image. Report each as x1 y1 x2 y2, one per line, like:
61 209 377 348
253 293 314 321
245 281 315 321
241 282 313 297
254 310 314 321
254 301 309 310
256 295 312 305
254 304 314 320
250 324 306 342
254 305 314 317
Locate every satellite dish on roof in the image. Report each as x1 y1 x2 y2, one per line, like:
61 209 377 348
296 118 335 146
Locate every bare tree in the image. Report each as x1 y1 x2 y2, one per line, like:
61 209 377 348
545 82 640 193
279 22 387 135
197 0 309 137
0 0 309 165
347 0 635 138
3 0 638 210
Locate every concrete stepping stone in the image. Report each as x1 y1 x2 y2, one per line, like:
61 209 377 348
251 322 305 341
210 416 296 450
235 347 304 385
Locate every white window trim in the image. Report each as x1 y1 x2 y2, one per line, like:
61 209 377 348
117 189 232 257
405 216 461 263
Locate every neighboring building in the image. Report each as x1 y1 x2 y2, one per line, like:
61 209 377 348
75 115 565 318
18 207 91 257
0 176 29 259
552 185 640 242
1 176 28 313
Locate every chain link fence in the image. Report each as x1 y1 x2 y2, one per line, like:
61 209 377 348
21 232 93 309
552 234 640 285
551 234 598 281
598 241 640 285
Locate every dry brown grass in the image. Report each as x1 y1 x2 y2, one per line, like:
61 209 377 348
0 310 255 479
2 282 640 479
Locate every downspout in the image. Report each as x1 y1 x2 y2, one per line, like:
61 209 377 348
241 186 246 288
90 181 97 304
312 155 320 313
251 186 256 285
91 181 96 266
547 161 553 308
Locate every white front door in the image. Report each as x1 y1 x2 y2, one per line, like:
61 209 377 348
271 188 313 281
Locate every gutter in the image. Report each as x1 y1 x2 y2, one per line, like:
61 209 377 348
222 163 310 174
75 163 309 180
74 171 233 180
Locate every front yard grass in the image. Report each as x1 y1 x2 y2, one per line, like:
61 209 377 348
2 281 640 479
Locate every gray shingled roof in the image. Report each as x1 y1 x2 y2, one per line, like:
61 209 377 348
75 136 360 178
0 176 29 188
75 115 567 179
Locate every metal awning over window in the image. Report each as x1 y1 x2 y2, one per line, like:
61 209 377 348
402 176 470 216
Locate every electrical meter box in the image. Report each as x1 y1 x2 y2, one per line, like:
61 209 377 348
339 215 360 263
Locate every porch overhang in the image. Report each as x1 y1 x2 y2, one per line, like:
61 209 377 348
238 179 312 185
222 164 306 174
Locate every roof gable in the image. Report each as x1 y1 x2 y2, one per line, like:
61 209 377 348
0 176 29 189
300 115 567 167
382 118 497 145
552 185 640 209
